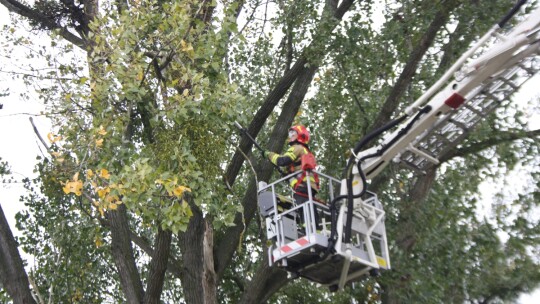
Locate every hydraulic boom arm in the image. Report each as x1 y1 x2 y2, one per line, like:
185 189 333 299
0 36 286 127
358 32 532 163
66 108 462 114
352 1 540 185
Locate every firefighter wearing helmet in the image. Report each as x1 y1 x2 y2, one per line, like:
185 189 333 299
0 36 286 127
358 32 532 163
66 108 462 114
262 125 320 204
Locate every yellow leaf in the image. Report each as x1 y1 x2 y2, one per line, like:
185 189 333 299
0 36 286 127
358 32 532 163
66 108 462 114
86 169 94 178
62 183 70 194
106 195 119 203
95 138 104 147
180 39 187 50
97 187 109 198
97 125 107 135
95 236 103 248
99 169 110 179
47 133 62 143
51 151 62 158
173 185 191 197
109 203 118 210
63 180 83 196
137 69 144 81
98 206 104 217
74 181 83 196
73 172 79 181
182 89 189 96
314 76 321 82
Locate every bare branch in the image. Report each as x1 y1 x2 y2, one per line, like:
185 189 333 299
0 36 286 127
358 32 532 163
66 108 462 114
441 128 540 162
0 0 86 50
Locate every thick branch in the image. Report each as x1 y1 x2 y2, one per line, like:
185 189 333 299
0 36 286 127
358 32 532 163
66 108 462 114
239 253 289 304
128 231 183 278
94 203 184 279
0 0 86 49
143 227 172 304
369 0 460 132
441 128 540 162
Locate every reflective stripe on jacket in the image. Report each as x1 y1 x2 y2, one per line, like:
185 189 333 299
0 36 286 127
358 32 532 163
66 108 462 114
267 144 320 192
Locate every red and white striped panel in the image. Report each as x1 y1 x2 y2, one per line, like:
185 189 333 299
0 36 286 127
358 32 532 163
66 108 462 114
280 237 310 254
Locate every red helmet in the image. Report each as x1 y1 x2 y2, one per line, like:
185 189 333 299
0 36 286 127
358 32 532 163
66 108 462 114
289 125 310 144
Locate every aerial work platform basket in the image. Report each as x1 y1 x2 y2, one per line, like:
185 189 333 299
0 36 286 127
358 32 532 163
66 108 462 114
257 170 390 290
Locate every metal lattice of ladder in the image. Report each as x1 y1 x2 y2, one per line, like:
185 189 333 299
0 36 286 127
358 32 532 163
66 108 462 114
398 54 540 174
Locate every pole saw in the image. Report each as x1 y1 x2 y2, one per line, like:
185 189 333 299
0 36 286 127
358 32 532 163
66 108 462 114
234 121 286 176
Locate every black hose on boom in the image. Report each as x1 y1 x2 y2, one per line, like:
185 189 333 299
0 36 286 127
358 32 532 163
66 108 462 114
343 105 432 244
498 0 528 28
341 115 407 243
325 114 407 248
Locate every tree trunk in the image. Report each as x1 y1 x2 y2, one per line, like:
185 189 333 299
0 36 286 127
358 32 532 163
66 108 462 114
108 204 145 303
0 205 36 304
178 199 217 304
143 227 172 304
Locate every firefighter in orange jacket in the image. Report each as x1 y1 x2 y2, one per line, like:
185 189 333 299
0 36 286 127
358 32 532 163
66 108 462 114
262 125 320 204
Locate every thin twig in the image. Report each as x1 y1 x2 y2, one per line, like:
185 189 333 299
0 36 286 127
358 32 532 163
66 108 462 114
29 117 50 152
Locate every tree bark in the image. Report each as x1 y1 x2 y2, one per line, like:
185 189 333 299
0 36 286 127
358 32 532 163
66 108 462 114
143 227 172 304
0 205 36 304
178 199 217 304
108 204 145 303
128 230 184 278
239 253 289 304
